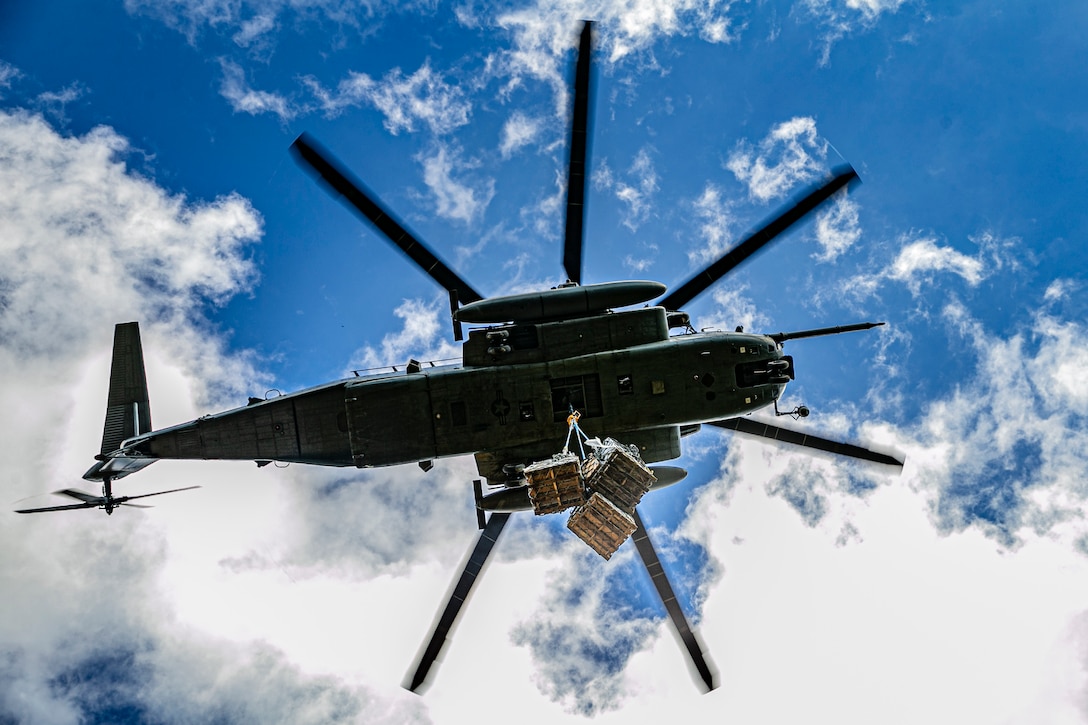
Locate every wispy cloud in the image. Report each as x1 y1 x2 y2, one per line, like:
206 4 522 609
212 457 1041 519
417 143 496 225
798 0 911 65
843 232 1017 299
496 1 743 117
0 60 22 98
218 58 296 120
593 147 658 231
124 0 393 45
813 193 861 261
499 110 542 158
688 182 738 265
306 61 472 135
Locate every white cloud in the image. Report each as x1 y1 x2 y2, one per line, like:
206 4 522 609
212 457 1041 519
307 62 471 136
727 116 827 202
218 58 296 120
0 60 20 93
124 0 394 44
0 109 420 723
417 144 495 224
499 111 542 158
688 182 737 264
889 237 984 289
1044 278 1077 302
842 232 1017 300
351 297 460 372
813 192 861 261
511 548 658 715
232 12 277 47
798 0 910 65
496 1 743 118
593 147 658 231
0 110 261 361
698 284 771 333
622 242 659 273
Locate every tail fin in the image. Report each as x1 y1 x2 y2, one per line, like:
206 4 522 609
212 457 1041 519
100 322 152 455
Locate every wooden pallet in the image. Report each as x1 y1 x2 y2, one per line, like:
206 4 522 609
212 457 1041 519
525 453 585 515
582 443 656 513
567 492 637 560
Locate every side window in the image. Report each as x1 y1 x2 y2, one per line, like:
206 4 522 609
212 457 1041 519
617 375 634 395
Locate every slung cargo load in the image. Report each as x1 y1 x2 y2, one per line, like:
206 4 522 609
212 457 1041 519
567 492 637 560
524 453 586 515
581 438 656 513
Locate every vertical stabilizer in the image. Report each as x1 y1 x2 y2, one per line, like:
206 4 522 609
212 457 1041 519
100 322 152 455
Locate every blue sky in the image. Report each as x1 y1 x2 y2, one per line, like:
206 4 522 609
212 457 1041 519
2 1 1088 723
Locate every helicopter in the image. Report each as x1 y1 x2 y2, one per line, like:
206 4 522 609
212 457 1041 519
17 21 903 694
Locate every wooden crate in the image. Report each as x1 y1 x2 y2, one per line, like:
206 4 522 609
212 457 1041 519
525 453 585 515
581 443 656 513
567 492 637 560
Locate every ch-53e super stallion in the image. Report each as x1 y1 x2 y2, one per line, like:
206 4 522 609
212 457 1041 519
19 21 903 694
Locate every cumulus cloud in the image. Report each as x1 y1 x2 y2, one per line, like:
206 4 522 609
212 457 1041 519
350 297 460 372
0 108 420 723
511 549 659 715
306 62 471 136
908 303 1088 547
727 116 827 202
0 109 260 360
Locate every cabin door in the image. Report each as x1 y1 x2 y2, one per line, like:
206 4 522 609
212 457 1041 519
344 375 437 467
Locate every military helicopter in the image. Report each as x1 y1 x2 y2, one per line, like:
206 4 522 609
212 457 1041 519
17 21 902 693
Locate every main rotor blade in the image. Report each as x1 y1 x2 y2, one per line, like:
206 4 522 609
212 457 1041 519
117 485 201 503
15 502 99 514
631 509 717 692
562 20 594 285
54 488 104 504
291 133 483 305
659 165 859 311
709 417 904 466
406 511 511 693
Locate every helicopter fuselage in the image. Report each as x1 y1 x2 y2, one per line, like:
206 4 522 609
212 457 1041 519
111 307 792 481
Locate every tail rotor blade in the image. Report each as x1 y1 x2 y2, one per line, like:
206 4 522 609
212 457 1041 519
15 501 99 514
709 417 903 466
406 511 512 693
562 21 594 285
117 485 201 503
631 508 717 692
660 165 859 311
54 488 104 504
291 133 483 305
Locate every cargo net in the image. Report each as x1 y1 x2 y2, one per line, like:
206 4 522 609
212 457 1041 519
523 411 657 559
